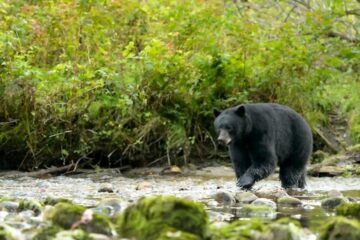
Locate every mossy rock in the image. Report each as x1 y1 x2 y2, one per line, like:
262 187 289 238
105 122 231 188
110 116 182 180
116 195 208 240
277 196 303 208
0 225 11 240
43 196 72 206
158 228 200 240
54 229 92 240
50 203 115 236
238 204 276 218
210 219 272 240
270 222 312 240
321 197 347 210
33 225 63 240
336 202 360 219
80 210 115 236
275 217 301 227
50 203 86 229
0 224 25 240
319 217 360 240
18 199 43 215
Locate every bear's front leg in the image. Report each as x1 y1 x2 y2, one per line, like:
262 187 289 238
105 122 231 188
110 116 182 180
237 143 277 189
229 145 251 179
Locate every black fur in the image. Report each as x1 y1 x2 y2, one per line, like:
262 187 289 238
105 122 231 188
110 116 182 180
214 103 313 189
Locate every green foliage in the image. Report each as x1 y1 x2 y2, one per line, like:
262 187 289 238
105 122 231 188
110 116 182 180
116 195 208 240
0 0 359 168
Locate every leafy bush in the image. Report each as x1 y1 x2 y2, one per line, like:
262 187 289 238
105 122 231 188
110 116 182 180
0 0 359 169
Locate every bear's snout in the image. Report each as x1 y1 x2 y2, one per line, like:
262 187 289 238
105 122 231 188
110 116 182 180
217 129 232 146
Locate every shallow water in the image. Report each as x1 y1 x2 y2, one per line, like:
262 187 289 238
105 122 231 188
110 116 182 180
0 166 359 229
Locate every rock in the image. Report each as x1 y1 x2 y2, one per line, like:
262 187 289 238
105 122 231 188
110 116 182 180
255 187 288 200
115 195 208 240
252 198 277 209
89 233 112 240
161 165 182 175
270 222 315 240
213 191 236 206
277 196 303 208
158 228 201 240
50 203 116 236
0 201 19 212
0 223 26 240
43 196 72 206
18 199 43 216
135 181 152 190
98 187 114 193
336 202 360 219
319 217 360 240
328 190 343 198
234 191 258 204
33 225 63 240
54 229 90 240
321 197 348 210
209 219 272 239
308 165 345 177
93 198 124 217
238 204 276 218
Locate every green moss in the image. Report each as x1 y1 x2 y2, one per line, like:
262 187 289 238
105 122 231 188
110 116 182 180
0 226 10 240
158 228 200 240
43 196 72 206
18 199 43 215
270 222 310 240
238 204 276 218
319 217 360 240
116 195 208 240
336 203 360 219
54 229 92 240
51 203 86 229
210 219 272 240
33 225 63 240
275 217 301 227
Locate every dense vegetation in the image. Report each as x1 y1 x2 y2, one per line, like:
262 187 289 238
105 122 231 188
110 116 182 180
0 0 359 169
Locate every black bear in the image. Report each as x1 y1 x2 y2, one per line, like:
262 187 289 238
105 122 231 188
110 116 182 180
213 103 313 189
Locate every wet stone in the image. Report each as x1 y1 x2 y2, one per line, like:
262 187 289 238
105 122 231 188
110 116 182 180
252 198 277 209
234 191 258 204
0 201 19 212
98 187 114 193
321 197 348 210
213 191 236 206
277 196 303 208
255 187 288 200
328 190 343 198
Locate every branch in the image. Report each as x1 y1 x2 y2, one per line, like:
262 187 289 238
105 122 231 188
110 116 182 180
0 164 75 179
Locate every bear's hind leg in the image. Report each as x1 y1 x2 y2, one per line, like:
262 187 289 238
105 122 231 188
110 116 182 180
279 165 306 189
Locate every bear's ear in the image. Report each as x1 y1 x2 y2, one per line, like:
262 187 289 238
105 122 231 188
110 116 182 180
235 105 246 117
213 108 221 117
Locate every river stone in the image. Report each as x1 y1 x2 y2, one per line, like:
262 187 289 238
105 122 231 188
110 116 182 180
277 196 303 208
255 187 288 200
94 198 124 217
328 190 343 198
213 191 236 206
271 222 315 240
252 198 277 209
319 217 360 240
89 233 112 240
0 201 19 212
321 197 348 210
234 191 258 204
238 204 276 218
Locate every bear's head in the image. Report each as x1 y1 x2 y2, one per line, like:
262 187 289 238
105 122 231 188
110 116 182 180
213 105 247 146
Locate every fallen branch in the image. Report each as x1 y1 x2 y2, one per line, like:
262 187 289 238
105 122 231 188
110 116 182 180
0 163 75 179
326 31 360 43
